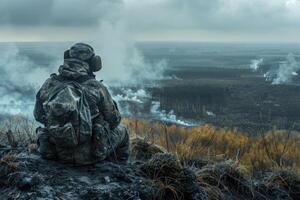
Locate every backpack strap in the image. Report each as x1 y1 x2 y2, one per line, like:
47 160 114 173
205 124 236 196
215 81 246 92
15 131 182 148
53 74 95 84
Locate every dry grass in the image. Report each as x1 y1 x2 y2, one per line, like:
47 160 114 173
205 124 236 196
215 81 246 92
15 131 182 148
264 171 300 200
0 153 20 178
154 179 184 200
197 182 225 200
0 115 298 199
130 137 165 161
123 118 300 175
140 153 208 200
0 115 37 146
196 160 254 198
124 118 300 199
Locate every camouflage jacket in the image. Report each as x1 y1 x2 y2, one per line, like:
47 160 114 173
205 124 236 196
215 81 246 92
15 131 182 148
34 58 121 130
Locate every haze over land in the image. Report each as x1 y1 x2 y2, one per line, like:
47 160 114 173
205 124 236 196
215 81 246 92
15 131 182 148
1 2 300 199
1 0 300 129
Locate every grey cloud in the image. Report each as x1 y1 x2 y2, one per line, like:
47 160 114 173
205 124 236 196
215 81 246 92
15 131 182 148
0 0 122 26
125 0 300 33
1 0 300 39
0 0 53 25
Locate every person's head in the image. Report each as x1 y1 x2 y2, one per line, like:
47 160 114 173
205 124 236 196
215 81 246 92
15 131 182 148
64 43 102 72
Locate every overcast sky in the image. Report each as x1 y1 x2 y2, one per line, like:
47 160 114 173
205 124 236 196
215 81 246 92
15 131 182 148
1 0 300 42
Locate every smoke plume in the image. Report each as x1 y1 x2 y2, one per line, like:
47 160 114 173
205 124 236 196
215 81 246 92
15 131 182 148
0 44 59 116
250 58 263 71
112 87 196 126
264 53 300 85
150 101 195 126
92 21 167 85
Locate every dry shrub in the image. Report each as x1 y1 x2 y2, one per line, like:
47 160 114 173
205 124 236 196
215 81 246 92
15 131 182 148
0 153 20 178
154 180 184 200
243 130 300 173
123 118 300 174
130 137 165 161
197 182 225 200
140 153 208 200
196 160 254 199
264 171 300 200
28 143 38 154
140 153 182 182
0 115 37 146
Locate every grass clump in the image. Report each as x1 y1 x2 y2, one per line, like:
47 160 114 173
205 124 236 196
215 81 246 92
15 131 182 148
0 153 20 179
140 153 208 200
196 160 254 199
130 137 165 161
263 171 300 200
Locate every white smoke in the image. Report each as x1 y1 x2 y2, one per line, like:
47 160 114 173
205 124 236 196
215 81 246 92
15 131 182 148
0 44 58 116
0 1 191 127
150 101 195 127
0 45 50 86
264 53 300 85
112 88 196 126
92 21 168 85
0 24 168 117
113 88 149 104
250 58 263 71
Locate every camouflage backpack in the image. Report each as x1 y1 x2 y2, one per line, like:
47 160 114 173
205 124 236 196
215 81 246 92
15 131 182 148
42 80 92 149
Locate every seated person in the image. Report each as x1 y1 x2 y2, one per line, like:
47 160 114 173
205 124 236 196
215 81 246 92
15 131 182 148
34 43 129 165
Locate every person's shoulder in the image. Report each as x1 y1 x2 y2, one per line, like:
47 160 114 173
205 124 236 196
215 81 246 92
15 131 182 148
40 73 60 89
85 78 106 88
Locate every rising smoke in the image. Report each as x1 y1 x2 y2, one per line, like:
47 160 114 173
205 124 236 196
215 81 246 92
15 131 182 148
88 20 188 125
249 54 300 85
250 58 263 71
92 21 168 85
150 101 195 126
0 32 187 125
264 53 300 85
112 88 195 126
0 41 173 122
0 44 59 116
0 1 186 125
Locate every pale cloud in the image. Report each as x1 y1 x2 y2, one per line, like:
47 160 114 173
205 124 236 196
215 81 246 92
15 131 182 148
0 0 122 26
1 0 300 41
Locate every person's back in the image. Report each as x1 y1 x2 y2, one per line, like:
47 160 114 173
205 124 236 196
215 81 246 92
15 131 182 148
34 43 129 165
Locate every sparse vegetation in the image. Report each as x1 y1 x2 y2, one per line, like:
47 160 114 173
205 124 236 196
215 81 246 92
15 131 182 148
123 118 300 175
0 115 37 147
0 153 20 178
1 116 299 199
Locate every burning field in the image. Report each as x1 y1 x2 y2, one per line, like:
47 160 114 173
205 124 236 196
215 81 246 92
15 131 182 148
111 61 300 133
0 42 300 199
2 42 300 134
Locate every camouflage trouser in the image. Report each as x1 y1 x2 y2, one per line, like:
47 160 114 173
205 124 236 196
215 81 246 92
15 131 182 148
37 125 129 165
92 124 130 162
106 126 129 161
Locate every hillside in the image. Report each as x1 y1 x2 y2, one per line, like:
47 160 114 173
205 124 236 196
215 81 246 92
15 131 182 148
0 118 299 200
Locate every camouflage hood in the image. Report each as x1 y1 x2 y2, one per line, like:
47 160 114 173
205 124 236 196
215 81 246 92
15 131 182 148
58 58 90 79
